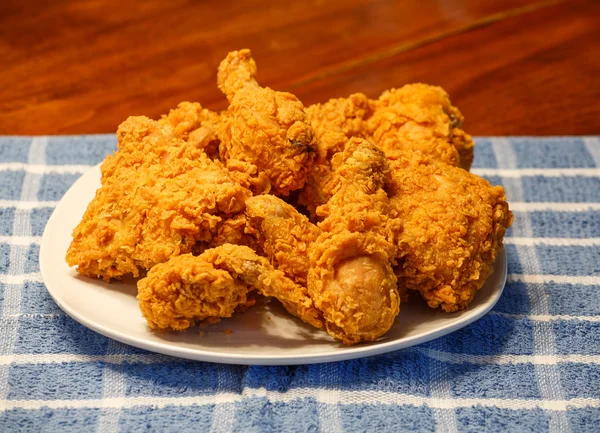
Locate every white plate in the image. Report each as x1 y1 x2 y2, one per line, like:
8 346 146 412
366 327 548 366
41 164 507 365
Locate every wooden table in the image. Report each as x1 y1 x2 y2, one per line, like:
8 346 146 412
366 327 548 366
1 0 598 136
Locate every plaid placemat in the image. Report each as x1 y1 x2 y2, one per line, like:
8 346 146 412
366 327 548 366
0 136 598 432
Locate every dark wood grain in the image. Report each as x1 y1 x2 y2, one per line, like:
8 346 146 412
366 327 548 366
0 0 597 135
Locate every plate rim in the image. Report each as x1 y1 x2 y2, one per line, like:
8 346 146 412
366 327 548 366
40 164 507 365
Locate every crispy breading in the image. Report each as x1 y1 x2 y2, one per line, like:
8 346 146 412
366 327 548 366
66 116 250 281
308 138 400 345
138 245 323 331
217 49 315 196
388 152 513 311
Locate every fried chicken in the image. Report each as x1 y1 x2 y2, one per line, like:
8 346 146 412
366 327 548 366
308 138 400 345
158 101 221 159
388 152 513 312
217 49 316 196
245 195 319 286
367 84 474 170
66 116 250 281
138 244 323 331
299 84 473 218
299 93 373 217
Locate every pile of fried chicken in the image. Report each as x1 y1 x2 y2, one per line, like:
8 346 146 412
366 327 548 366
66 49 513 345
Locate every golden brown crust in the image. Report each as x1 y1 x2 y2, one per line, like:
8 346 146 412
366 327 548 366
139 245 323 331
388 152 513 312
217 49 316 196
65 116 250 281
308 138 400 345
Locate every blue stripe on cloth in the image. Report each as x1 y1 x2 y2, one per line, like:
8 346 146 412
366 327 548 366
46 135 116 165
0 171 25 200
0 137 31 163
8 362 104 400
14 316 109 354
511 137 594 168
448 363 540 399
567 408 600 433
37 173 81 201
123 362 243 397
29 207 54 236
119 405 216 433
515 210 600 238
471 139 499 169
560 363 600 399
505 244 600 276
20 281 63 315
231 397 321 433
23 244 40 274
0 243 10 273
545 283 600 316
521 176 600 202
0 208 15 236
492 282 531 315
425 315 535 355
455 407 549 433
338 404 435 433
0 408 101 433
244 352 430 395
553 321 600 354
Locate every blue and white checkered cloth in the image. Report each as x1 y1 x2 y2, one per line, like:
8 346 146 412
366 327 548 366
0 136 599 432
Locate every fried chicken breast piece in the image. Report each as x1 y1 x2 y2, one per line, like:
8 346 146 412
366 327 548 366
66 116 251 281
367 84 474 170
308 138 400 345
245 194 319 286
388 152 513 312
138 245 323 331
217 49 316 196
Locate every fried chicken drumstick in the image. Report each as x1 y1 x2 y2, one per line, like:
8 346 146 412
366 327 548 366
217 49 316 196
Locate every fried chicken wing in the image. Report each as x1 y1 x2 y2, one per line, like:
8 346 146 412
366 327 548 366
138 244 323 331
217 49 315 196
308 138 400 345
66 116 250 281
388 152 513 312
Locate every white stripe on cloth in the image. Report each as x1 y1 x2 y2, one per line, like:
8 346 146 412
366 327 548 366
504 145 571 433
0 389 598 413
0 137 47 405
5 310 599 324
504 237 600 246
473 168 600 177
507 274 600 285
510 202 600 212
0 200 57 209
429 339 458 433
317 362 343 433
0 163 91 174
96 340 129 433
208 366 236 433
0 351 598 368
